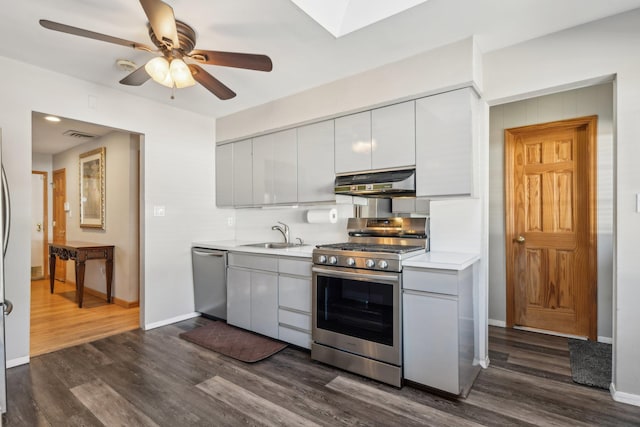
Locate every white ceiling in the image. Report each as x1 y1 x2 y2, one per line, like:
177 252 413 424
6 0 640 153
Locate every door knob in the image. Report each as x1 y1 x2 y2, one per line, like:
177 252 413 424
516 235 526 243
3 299 13 316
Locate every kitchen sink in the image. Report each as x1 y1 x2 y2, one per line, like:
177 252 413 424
242 242 305 249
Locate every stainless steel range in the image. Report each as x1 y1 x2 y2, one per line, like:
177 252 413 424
311 217 428 387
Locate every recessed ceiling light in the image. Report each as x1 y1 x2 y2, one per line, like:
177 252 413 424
44 116 61 122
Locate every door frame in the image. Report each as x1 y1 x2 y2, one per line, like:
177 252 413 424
31 171 48 278
504 115 598 340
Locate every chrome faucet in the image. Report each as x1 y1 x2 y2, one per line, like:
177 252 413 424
271 221 290 243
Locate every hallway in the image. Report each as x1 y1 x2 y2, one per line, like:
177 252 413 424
30 279 139 356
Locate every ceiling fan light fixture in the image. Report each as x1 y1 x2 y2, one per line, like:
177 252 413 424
169 58 196 88
145 56 173 87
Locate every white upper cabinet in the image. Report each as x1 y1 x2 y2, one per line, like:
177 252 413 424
215 143 233 207
416 87 478 197
297 120 335 203
371 101 415 170
232 139 253 206
334 111 372 174
252 129 297 205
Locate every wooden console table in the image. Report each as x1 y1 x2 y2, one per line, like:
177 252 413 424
49 241 114 308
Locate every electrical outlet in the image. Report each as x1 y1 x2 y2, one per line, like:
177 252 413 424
227 217 234 227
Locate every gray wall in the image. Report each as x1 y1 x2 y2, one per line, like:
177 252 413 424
488 82 613 340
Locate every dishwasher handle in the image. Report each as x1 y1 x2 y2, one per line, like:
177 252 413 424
192 248 227 257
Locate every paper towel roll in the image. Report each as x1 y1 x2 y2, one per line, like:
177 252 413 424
306 208 338 224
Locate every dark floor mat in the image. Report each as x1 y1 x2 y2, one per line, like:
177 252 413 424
568 339 611 390
179 321 287 363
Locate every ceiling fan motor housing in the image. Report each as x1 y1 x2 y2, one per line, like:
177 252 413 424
149 20 196 56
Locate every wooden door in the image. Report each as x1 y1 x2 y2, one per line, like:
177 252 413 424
505 116 597 340
52 168 66 282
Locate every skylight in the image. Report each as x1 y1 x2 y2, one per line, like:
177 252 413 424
291 0 428 38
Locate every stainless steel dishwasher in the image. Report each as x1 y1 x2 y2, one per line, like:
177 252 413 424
191 247 227 320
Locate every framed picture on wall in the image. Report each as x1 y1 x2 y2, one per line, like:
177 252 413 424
79 147 105 229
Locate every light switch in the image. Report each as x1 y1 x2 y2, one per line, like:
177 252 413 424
153 206 166 217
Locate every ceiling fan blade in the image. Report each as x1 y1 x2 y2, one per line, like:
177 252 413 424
119 65 151 86
189 64 236 100
139 0 179 49
39 20 154 52
189 50 273 72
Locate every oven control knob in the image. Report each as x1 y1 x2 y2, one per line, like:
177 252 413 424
329 256 338 265
318 255 327 264
346 258 356 266
366 259 375 268
378 260 389 269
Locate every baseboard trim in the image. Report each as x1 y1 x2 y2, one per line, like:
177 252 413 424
598 336 613 344
488 318 506 327
144 312 200 331
82 287 139 308
7 355 30 368
474 356 490 369
610 383 640 407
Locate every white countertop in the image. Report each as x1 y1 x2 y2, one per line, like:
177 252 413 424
193 240 479 270
402 252 480 271
192 240 315 258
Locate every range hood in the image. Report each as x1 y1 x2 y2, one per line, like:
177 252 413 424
334 169 415 197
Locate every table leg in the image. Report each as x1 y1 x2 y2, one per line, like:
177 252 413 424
105 257 113 304
76 260 86 308
49 253 56 294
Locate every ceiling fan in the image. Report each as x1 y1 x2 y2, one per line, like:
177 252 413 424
40 0 273 100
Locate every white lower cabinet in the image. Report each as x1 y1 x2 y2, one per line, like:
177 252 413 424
227 253 279 338
402 265 478 396
226 267 251 330
227 252 312 348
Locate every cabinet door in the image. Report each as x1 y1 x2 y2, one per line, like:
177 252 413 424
272 129 298 204
227 267 251 330
416 88 475 197
250 271 279 339
335 111 372 173
215 144 233 207
278 275 311 313
298 120 335 203
371 101 415 170
232 139 253 206
253 130 297 205
403 291 459 394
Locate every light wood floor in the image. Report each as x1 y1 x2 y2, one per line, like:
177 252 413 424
30 278 140 356
6 317 639 426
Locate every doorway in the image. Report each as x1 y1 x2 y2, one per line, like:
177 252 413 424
30 171 48 280
31 112 141 355
488 82 614 343
504 116 597 340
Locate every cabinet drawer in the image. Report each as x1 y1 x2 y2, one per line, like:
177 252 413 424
228 253 278 272
403 268 459 295
278 309 311 331
279 326 311 349
279 258 312 277
279 276 311 313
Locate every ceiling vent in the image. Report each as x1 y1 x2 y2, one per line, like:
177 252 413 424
63 130 97 139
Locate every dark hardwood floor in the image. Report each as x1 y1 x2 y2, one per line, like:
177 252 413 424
4 320 639 426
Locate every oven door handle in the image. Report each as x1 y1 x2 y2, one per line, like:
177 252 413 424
312 266 399 283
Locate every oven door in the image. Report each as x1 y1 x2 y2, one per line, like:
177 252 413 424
312 265 401 365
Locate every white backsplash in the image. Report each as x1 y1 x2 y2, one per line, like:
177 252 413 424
234 203 355 245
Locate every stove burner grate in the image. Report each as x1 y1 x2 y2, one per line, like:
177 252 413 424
316 242 424 254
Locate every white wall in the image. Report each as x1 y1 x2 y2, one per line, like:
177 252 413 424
52 131 139 303
488 83 614 340
0 55 233 365
483 9 640 402
217 37 480 142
